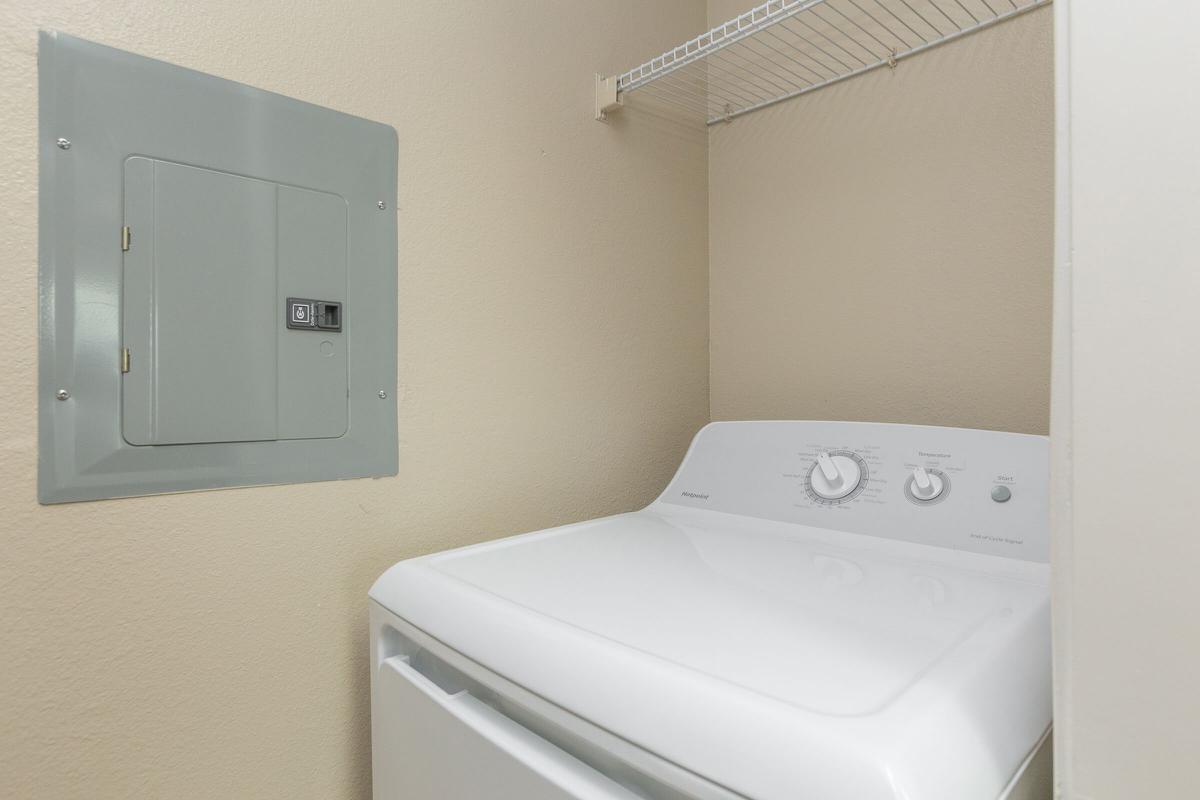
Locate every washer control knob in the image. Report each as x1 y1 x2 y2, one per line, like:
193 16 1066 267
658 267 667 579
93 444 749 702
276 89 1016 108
910 466 945 501
810 452 863 500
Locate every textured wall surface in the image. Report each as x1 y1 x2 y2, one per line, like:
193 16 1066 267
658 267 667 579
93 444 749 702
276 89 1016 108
707 2 1054 434
0 2 708 797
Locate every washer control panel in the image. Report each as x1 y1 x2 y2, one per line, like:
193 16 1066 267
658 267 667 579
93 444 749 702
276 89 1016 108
658 421 1049 562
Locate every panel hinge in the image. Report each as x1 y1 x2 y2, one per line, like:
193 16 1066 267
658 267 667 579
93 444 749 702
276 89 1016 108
121 347 130 374
121 225 131 252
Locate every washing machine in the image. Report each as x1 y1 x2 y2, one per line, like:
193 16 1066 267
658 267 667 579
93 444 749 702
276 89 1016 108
369 421 1052 799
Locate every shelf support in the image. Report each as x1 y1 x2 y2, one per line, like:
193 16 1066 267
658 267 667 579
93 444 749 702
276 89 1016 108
594 74 622 122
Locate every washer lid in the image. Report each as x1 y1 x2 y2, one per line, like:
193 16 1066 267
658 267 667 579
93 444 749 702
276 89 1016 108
425 508 1039 716
371 505 1051 800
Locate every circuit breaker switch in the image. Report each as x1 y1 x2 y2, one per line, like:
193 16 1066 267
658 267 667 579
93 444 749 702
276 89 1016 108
316 301 341 331
286 298 342 332
288 297 345 331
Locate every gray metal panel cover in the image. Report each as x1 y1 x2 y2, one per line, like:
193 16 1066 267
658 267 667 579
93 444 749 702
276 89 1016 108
276 184 350 440
38 31 397 503
122 158 280 444
121 158 349 445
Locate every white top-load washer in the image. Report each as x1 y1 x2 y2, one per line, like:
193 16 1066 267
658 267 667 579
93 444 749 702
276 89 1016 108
369 421 1051 800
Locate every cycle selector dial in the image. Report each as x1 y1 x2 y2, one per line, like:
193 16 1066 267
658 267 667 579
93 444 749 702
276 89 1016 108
807 451 866 502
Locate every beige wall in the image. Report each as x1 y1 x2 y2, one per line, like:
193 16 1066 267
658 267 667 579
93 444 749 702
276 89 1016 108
0 2 708 798
707 2 1054 434
1053 1 1200 797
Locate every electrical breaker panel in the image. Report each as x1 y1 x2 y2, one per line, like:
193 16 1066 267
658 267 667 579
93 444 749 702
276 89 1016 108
38 32 398 503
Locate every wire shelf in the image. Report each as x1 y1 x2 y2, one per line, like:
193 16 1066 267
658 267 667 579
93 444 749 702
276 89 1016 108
600 0 1050 125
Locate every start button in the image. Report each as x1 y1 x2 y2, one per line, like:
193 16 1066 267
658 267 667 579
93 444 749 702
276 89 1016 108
991 485 1012 503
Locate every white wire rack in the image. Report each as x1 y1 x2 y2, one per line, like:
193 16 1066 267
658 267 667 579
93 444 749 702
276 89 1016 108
596 0 1050 125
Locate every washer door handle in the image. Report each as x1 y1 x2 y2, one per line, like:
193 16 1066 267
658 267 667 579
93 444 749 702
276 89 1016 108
380 656 640 800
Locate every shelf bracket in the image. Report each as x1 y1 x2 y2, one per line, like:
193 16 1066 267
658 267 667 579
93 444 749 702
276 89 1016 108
594 74 621 122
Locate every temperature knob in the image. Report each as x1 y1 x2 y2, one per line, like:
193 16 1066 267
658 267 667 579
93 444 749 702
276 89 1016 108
909 466 945 501
809 452 864 501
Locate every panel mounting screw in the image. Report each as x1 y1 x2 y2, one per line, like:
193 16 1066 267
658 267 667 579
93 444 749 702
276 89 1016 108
377 201 386 210
55 389 70 401
56 138 71 150
378 390 388 399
